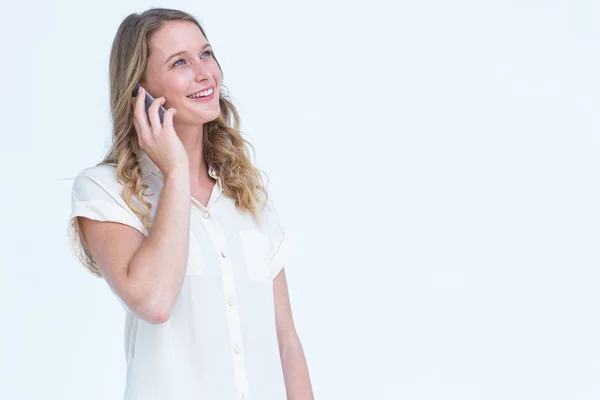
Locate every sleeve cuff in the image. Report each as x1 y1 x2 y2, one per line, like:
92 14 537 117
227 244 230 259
270 229 286 279
67 200 146 277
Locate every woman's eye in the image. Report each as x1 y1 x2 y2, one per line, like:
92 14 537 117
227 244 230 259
172 51 211 67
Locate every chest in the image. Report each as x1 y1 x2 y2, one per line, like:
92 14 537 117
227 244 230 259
191 180 217 208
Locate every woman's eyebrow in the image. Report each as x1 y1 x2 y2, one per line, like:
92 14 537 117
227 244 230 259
164 43 212 65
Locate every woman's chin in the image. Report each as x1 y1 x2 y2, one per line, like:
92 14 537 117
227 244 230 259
183 108 221 125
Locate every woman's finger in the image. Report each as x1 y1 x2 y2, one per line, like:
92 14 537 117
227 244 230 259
163 107 177 130
148 97 165 132
133 87 151 134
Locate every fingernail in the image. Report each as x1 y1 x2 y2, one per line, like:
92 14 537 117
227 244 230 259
138 86 143 94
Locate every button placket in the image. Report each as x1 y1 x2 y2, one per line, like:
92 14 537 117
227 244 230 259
202 218 249 398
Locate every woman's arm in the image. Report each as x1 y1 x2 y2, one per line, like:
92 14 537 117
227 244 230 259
79 168 191 324
273 268 314 399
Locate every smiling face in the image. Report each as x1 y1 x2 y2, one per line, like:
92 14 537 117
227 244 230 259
142 20 221 125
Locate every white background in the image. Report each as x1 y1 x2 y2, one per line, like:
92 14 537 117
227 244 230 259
1 0 599 399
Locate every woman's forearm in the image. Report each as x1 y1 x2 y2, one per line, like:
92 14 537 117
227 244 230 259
281 343 314 399
127 169 191 322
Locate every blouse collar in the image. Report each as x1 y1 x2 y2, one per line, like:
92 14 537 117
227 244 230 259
135 147 222 192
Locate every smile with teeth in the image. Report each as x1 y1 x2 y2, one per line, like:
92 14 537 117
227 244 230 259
187 87 214 98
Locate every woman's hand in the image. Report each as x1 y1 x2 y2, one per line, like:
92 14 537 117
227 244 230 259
131 86 188 177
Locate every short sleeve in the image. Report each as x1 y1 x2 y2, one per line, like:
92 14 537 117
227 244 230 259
269 225 286 279
67 171 146 278
264 197 287 280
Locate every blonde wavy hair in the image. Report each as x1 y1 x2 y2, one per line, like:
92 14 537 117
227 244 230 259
98 7 269 231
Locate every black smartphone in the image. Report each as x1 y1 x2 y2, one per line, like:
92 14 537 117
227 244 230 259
132 84 167 125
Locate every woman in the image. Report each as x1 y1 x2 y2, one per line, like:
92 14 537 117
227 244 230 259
67 7 313 400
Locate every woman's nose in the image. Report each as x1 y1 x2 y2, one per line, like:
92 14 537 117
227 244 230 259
192 62 211 81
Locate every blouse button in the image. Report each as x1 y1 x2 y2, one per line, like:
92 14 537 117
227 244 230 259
234 345 241 354
202 211 210 219
228 297 236 306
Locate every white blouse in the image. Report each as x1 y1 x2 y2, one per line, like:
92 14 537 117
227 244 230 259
67 150 288 400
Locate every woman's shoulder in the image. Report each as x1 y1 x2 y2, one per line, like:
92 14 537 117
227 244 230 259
76 163 118 181
71 162 158 212
257 193 285 236
71 163 123 197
